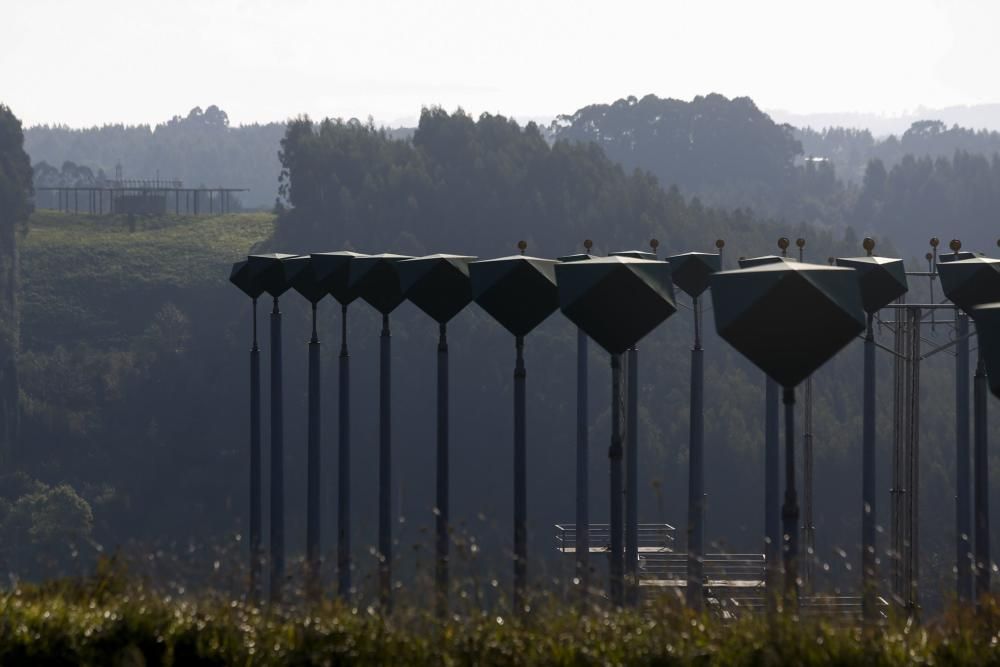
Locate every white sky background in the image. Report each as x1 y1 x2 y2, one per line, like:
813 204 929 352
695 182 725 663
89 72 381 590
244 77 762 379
1 0 998 128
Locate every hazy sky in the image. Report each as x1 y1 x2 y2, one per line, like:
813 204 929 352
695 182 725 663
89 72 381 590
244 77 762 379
2 0 998 128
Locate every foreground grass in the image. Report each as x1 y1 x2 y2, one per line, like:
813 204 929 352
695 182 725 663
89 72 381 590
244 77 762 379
3 572 1000 666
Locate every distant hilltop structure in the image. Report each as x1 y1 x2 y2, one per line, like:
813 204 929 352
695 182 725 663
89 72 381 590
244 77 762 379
34 162 247 216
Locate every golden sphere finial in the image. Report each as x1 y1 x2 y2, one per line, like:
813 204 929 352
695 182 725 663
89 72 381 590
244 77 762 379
777 237 790 255
925 252 933 261
930 237 940 248
949 239 962 253
862 237 875 256
517 240 527 255
715 239 725 249
649 238 660 251
796 238 806 249
583 239 593 252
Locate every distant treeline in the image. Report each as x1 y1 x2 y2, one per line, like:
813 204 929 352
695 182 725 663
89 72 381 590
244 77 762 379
24 106 284 209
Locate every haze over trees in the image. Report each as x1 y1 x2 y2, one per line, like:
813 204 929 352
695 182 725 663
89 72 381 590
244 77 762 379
24 106 284 209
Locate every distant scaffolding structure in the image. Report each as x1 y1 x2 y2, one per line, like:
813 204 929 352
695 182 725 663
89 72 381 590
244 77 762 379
37 177 249 216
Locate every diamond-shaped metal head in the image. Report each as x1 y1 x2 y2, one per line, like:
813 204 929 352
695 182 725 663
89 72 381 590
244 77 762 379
971 302 1000 398
667 251 722 298
397 254 477 324
348 253 414 315
469 255 559 337
557 257 676 354
311 251 367 305
738 255 791 269
710 261 865 388
247 253 303 298
557 253 597 263
609 250 658 260
937 256 1000 315
282 255 329 303
835 256 908 314
938 251 981 263
230 260 265 298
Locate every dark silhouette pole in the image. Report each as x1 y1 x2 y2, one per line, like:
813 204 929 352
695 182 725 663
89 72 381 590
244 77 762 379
608 245 658 607
957 309 972 602
471 245 561 613
311 251 367 600
687 295 704 610
339 303 352 598
575 326 589 593
765 378 780 612
837 241 908 621
379 312 392 608
513 334 528 609
668 248 722 613
250 298 262 601
436 322 449 610
269 296 284 602
348 253 412 612
974 345 990 603
397 254 475 616
609 352 625 606
782 387 799 605
287 255 329 603
556 254 676 609
713 253 865 616
306 303 321 600
229 260 265 602
557 244 596 599
862 311 877 618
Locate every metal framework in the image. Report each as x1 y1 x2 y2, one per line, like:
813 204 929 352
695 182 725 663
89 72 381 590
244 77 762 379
37 183 248 216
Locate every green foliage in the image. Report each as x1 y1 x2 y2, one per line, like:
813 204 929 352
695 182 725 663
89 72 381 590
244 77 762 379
2 576 1000 665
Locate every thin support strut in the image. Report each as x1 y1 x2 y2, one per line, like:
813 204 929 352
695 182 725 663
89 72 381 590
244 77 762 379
575 328 589 598
956 311 972 602
687 296 705 611
338 304 352 599
306 302 322 602
249 298 262 602
609 353 625 606
269 297 285 603
436 323 450 616
781 386 799 609
513 335 528 612
625 347 639 606
379 313 392 611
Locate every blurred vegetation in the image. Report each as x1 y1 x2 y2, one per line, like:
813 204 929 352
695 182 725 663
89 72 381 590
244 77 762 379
3 564 1000 665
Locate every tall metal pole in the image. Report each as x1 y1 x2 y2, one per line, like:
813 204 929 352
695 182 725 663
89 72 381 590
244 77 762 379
686 296 705 611
249 298 262 602
803 377 814 594
609 353 625 606
513 335 528 611
379 313 392 610
905 306 921 613
862 313 877 621
436 323 450 616
625 346 639 605
891 296 906 604
306 303 321 601
800 241 815 595
269 297 285 603
337 304 352 599
765 377 780 614
956 311 972 602
782 387 799 608
575 328 589 596
974 342 991 604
